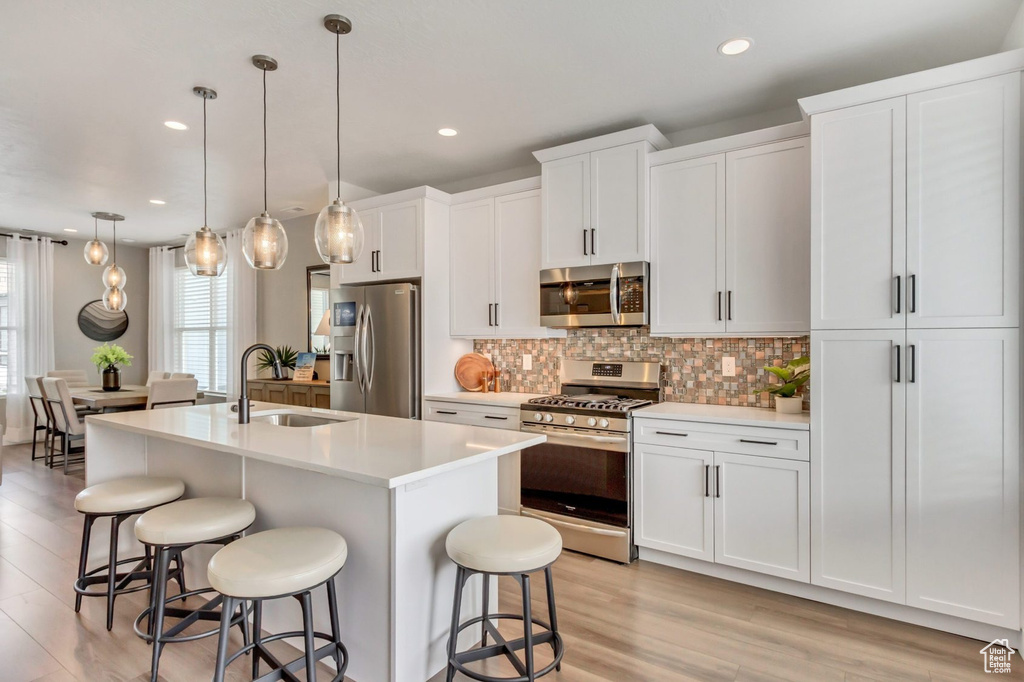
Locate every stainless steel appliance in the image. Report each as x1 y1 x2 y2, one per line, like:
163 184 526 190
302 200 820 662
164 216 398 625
539 261 648 328
519 360 661 563
330 282 421 419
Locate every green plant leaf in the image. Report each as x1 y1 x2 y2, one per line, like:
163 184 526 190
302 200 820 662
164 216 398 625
764 366 792 382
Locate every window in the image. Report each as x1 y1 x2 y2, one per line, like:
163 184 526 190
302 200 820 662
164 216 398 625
310 287 330 353
0 258 9 394
173 267 227 392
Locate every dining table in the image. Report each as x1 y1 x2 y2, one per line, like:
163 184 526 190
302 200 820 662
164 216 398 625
69 384 205 411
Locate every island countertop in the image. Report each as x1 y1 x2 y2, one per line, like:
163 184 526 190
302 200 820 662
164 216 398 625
86 402 544 489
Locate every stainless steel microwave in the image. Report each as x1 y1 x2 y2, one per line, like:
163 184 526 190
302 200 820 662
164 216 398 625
539 262 648 328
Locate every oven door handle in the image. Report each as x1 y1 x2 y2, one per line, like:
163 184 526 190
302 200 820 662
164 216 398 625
520 510 628 538
519 426 628 451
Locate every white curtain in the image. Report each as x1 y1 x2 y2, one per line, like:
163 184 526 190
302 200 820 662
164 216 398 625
148 246 176 375
224 229 257 402
4 236 55 444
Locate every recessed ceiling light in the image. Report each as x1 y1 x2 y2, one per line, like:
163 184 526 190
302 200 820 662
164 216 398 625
63 228 77 233
149 199 166 205
122 238 136 243
718 38 752 56
164 121 188 131
438 128 458 137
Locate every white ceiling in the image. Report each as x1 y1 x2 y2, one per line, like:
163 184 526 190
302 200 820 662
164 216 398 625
0 0 1020 244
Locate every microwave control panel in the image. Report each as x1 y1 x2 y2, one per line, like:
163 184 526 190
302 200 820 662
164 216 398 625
619 277 645 313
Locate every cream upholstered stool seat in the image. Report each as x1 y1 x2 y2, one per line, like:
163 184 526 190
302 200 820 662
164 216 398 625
73 476 185 631
208 527 350 682
133 498 256 682
444 515 565 682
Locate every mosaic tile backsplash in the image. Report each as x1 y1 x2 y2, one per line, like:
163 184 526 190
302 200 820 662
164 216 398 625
474 328 810 410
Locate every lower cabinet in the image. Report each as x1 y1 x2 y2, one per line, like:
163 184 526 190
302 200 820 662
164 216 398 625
634 418 810 583
246 380 331 409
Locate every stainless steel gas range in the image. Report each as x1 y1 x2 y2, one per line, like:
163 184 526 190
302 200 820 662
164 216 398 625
519 360 661 563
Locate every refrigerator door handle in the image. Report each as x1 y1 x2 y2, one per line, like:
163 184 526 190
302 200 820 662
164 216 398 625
353 304 365 394
365 305 376 392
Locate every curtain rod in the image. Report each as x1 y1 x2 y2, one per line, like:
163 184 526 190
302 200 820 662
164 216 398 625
0 233 69 246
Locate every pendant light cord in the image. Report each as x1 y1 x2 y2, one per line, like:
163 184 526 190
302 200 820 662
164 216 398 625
94 217 98 240
203 95 208 227
336 31 341 201
111 220 116 264
263 68 268 213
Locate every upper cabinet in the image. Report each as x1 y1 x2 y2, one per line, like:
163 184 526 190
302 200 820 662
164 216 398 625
449 180 562 339
649 131 810 336
333 198 425 285
534 125 669 269
808 72 1020 330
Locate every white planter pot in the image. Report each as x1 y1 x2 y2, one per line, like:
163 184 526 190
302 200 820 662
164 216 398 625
774 396 803 414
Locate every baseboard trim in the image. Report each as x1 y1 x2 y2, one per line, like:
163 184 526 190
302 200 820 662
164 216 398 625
638 547 1022 647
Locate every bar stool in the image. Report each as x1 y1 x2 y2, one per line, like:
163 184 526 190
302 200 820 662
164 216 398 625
133 497 256 682
208 527 350 682
73 476 186 630
444 515 565 682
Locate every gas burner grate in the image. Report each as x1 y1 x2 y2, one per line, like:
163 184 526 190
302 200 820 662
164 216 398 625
527 395 653 412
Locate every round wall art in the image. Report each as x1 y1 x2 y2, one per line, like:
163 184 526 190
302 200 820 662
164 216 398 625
77 300 129 342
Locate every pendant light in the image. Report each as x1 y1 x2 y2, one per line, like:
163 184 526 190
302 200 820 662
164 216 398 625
242 55 288 270
314 15 364 265
184 86 227 277
100 213 127 312
84 214 109 266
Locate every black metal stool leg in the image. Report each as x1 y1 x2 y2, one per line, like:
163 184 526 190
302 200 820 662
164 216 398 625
544 567 560 672
520 574 536 682
300 591 318 682
481 572 491 646
251 599 263 679
75 514 96 613
326 577 344 670
212 596 236 682
105 514 126 630
446 565 467 682
149 547 172 682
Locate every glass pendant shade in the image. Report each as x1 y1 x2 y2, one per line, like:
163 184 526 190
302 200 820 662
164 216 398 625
184 226 227 277
102 263 126 289
84 239 108 266
103 285 127 312
315 199 364 264
242 212 288 270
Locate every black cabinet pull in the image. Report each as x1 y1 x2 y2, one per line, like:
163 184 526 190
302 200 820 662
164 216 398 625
909 344 916 383
590 228 596 255
715 465 721 498
583 229 588 256
488 303 494 327
894 275 901 314
894 344 901 383
909 274 916 313
484 415 508 421
727 291 733 321
717 292 722 322
704 464 710 498
739 439 778 446
655 431 688 437
494 303 500 326
436 410 458 415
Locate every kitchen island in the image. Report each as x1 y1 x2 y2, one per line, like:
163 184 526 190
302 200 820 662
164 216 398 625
84 402 544 682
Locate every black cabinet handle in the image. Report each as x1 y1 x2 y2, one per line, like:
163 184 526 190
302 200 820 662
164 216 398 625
590 228 596 255
436 410 458 415
717 292 722 322
909 344 916 383
715 465 721 498
583 229 588 256
739 439 778 446
909 274 916 313
894 275 901 314
704 464 710 498
727 291 733 321
655 431 688 437
894 344 901 383
494 303 500 327
488 303 494 327
484 415 508 421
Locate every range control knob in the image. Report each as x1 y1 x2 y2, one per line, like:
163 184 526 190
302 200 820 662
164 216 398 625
565 415 576 425
599 418 610 428
543 414 554 423
533 412 543 422
587 417 598 427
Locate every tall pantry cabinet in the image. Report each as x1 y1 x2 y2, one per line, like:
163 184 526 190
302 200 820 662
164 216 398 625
804 67 1022 629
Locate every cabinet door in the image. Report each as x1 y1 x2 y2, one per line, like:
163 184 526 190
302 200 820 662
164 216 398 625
906 74 1020 328
286 385 311 407
332 207 379 285
246 383 265 402
541 153 591 269
495 190 543 335
634 443 714 561
726 138 811 334
811 330 906 603
264 382 287 404
714 452 809 582
378 200 422 279
311 387 331 409
649 155 726 335
449 199 496 337
905 328 1020 628
811 97 906 329
591 142 646 264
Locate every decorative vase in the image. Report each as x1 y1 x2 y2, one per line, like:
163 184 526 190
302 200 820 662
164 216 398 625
774 395 802 414
102 366 121 392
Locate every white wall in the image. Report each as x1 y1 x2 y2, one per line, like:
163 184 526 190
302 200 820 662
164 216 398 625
1003 2 1024 50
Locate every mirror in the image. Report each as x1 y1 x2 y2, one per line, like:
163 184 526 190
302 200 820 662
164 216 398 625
307 265 331 358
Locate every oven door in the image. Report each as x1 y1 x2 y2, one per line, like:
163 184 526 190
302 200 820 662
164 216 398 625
539 262 648 328
519 423 635 563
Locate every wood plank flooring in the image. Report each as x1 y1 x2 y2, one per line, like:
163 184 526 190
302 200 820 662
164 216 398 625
0 442 1017 681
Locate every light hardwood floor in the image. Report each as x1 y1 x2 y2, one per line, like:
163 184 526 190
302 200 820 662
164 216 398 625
0 442 1016 681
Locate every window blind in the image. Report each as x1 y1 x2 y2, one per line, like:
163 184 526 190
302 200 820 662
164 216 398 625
310 288 329 352
0 260 9 394
173 267 227 392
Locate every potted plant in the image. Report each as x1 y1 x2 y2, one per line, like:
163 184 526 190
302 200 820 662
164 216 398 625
90 343 133 392
257 345 297 379
754 356 809 414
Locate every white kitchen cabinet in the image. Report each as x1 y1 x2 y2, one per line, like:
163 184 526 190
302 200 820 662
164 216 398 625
811 330 906 603
906 74 1020 329
590 142 646 265
905 328 1020 628
713 452 809 582
649 154 726 335
540 154 591 269
725 138 810 334
634 443 714 561
450 185 554 339
811 97 907 330
332 200 423 285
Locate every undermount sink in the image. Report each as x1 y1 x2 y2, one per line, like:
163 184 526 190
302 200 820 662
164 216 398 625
251 412 354 428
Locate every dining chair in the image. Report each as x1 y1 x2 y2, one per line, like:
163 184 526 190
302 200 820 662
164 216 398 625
147 379 199 410
46 369 90 388
169 373 195 380
146 372 172 387
41 377 86 474
24 375 51 462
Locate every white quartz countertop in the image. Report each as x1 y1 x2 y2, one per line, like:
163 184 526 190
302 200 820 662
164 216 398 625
635 403 810 430
86 402 545 489
425 392 550 408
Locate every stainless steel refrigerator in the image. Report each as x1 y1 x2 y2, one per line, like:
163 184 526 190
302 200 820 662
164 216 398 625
330 282 421 418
